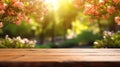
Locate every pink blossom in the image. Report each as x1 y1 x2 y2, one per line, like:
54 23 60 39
8 10 15 15
102 15 108 20
0 3 7 10
84 4 99 16
0 10 5 14
12 0 17 3
13 1 24 9
84 4 92 15
73 0 82 8
14 19 21 25
107 6 116 14
17 13 24 20
113 0 120 4
0 22 3 28
115 16 120 25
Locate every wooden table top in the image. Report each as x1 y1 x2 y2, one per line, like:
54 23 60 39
0 49 120 62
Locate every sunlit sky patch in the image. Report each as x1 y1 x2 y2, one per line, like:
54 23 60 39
44 0 59 11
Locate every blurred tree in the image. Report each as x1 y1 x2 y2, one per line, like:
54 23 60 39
37 0 83 44
57 0 81 40
0 0 25 27
0 0 48 37
83 0 120 33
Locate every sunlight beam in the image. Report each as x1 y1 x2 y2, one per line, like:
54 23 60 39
44 0 58 11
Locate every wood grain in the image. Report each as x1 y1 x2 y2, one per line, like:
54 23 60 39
0 49 120 67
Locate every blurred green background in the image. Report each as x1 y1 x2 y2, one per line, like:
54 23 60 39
0 0 120 48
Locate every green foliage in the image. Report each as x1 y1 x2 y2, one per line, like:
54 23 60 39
58 39 79 48
0 21 35 38
35 43 57 48
0 35 36 48
76 30 101 44
36 39 79 48
94 31 120 48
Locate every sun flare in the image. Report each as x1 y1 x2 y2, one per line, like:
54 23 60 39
44 0 58 11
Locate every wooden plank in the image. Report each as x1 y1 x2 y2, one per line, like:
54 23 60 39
0 49 120 62
0 49 120 67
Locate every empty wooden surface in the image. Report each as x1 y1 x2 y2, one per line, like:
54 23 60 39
0 49 120 62
0 49 120 67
